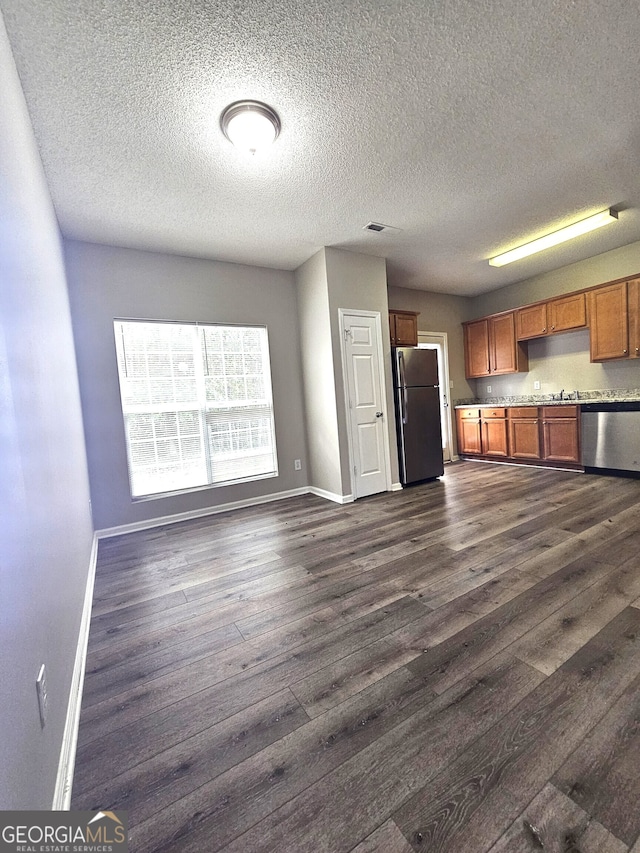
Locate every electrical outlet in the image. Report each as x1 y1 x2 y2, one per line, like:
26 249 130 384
294 459 302 471
487 385 492 393
533 380 541 390
36 664 47 727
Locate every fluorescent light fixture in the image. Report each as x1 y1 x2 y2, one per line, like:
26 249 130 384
489 208 618 267
220 100 281 155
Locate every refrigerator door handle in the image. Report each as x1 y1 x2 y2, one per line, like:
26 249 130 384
398 350 407 390
402 387 409 424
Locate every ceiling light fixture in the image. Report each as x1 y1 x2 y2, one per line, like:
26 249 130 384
488 208 618 267
220 100 281 155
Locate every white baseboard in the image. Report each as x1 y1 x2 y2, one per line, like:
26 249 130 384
96 487 312 539
307 486 354 504
52 532 98 810
390 481 403 491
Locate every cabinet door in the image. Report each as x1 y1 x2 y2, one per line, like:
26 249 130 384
628 277 640 358
490 313 525 374
508 417 541 459
548 292 586 333
588 282 629 361
389 313 397 346
481 417 509 457
516 303 547 339
457 416 482 455
389 311 418 346
394 313 418 346
541 409 580 462
464 319 490 378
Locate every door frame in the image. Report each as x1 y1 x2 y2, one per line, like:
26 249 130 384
339 308 393 499
417 330 455 462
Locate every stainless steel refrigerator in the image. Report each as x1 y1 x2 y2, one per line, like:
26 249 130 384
392 347 444 484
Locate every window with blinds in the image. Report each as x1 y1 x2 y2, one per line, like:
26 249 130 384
114 320 278 498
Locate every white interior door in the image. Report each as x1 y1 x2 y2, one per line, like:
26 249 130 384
341 312 390 498
417 332 453 462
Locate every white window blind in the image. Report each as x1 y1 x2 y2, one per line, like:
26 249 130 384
114 320 278 498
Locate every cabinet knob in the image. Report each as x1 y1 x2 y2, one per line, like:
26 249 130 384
551 325 555 330
543 327 546 332
623 349 628 354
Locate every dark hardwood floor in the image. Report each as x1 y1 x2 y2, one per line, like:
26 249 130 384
72 461 640 852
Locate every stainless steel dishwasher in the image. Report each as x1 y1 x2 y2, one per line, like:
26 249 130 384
581 401 640 476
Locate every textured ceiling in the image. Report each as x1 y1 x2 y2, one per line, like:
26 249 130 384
3 0 640 295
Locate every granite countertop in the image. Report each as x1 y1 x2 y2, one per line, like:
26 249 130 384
454 389 640 409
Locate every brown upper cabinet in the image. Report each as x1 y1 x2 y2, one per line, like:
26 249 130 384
463 318 490 377
588 278 640 361
463 312 528 378
464 272 640 376
516 302 547 339
389 310 419 347
548 292 587 334
629 278 640 358
516 293 586 340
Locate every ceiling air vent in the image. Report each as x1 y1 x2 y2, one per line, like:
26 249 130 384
363 221 402 234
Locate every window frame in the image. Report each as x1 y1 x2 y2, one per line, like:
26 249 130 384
113 317 279 501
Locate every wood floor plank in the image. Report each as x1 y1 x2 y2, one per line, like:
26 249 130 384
197 656 543 853
552 671 640 846
348 819 414 853
405 552 619 695
125 665 442 852
412 526 569 608
392 607 640 853
73 688 309 819
484 782 628 853
82 621 244 707
74 596 427 762
71 462 640 853
512 556 640 675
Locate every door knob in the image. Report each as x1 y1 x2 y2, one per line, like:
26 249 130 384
375 411 384 418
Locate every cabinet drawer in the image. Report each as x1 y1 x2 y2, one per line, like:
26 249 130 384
508 407 538 419
542 406 578 419
458 408 480 419
481 408 506 419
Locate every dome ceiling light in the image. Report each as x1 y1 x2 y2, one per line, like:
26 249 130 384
220 100 281 155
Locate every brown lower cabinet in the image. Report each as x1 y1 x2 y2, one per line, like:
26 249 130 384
481 408 508 457
457 405 581 468
508 407 541 459
541 406 581 463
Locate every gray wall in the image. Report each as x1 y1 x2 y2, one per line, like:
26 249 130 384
469 241 640 400
294 249 343 496
0 15 94 808
65 240 308 530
